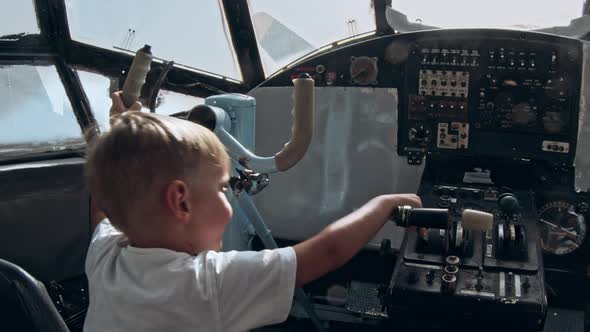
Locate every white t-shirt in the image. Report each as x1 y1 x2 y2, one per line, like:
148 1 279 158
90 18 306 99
84 220 297 332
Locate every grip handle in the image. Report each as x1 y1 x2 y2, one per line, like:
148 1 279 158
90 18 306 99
392 206 450 229
274 73 315 171
121 44 153 108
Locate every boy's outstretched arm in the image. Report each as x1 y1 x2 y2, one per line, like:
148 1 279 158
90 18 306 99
293 194 422 287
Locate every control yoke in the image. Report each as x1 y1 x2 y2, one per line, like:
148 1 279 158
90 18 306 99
183 73 315 174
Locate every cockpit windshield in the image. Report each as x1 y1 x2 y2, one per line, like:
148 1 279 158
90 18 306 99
4 1 588 79
65 0 242 80
388 0 589 38
64 0 378 79
391 0 583 30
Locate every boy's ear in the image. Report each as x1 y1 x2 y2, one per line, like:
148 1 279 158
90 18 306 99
164 180 191 223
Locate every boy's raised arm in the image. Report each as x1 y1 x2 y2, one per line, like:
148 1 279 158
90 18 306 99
293 194 422 287
89 92 142 233
110 91 142 116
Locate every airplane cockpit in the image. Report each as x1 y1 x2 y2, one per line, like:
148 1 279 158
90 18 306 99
1 1 590 331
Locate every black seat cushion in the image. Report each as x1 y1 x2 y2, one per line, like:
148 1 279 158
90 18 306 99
0 259 68 332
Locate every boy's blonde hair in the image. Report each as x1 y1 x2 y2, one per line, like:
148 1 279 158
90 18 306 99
85 112 230 231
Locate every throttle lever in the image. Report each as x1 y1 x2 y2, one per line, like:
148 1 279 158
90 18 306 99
391 206 493 231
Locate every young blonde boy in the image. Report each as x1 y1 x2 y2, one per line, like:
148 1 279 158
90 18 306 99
83 93 422 332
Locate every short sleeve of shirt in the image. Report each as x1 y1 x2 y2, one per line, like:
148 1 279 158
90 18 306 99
201 248 297 331
85 218 123 275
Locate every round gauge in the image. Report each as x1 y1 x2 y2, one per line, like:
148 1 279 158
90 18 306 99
349 56 378 85
542 111 563 134
538 201 586 255
511 102 537 127
384 41 410 64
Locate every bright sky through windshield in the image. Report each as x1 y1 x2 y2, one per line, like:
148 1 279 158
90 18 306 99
65 0 241 80
249 0 376 75
0 0 38 36
391 0 583 29
1 0 586 77
249 0 375 48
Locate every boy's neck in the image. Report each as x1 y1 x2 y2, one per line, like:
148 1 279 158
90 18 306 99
126 224 221 255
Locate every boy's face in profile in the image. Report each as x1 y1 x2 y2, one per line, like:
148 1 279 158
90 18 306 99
186 162 233 250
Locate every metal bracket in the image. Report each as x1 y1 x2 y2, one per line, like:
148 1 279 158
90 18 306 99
229 168 269 196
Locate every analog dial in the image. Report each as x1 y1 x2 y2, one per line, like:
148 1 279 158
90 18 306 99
538 201 586 255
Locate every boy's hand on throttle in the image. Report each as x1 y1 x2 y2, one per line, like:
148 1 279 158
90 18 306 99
387 193 423 209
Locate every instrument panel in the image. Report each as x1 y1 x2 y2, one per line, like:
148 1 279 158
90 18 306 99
254 29 589 328
257 28 589 261
262 29 583 166
397 33 583 165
